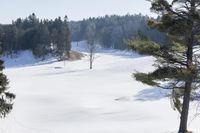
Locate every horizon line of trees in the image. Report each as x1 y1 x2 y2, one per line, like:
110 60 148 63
0 13 168 58
0 13 169 59
0 13 71 59
69 14 167 50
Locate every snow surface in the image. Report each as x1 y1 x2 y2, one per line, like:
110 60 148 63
0 42 200 133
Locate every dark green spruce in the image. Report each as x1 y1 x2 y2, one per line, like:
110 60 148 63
0 48 15 118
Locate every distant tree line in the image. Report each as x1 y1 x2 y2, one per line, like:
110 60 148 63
0 13 167 58
69 14 167 49
0 13 71 59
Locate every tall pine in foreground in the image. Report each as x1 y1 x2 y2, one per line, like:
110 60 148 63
0 48 15 118
128 0 200 132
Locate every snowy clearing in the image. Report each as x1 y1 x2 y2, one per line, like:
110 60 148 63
0 42 200 133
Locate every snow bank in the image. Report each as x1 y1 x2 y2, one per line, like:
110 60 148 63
1 50 57 68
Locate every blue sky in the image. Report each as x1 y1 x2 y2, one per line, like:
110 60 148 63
0 0 157 24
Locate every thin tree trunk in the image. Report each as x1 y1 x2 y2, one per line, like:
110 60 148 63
67 50 70 59
178 82 192 133
90 50 93 69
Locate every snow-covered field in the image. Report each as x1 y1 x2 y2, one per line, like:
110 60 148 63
0 42 200 133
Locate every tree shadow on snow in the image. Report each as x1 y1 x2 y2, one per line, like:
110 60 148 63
135 87 171 101
35 68 88 76
115 87 171 102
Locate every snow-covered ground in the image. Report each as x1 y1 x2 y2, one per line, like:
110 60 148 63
0 42 200 133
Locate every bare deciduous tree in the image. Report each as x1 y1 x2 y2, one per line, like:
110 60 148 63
86 22 96 69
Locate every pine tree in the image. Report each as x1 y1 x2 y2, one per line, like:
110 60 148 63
0 48 15 118
32 23 50 58
128 0 200 132
52 17 71 60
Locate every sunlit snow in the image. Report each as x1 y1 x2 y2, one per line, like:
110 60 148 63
0 42 199 133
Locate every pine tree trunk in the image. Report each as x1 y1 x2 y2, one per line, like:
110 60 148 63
178 31 193 133
178 82 192 133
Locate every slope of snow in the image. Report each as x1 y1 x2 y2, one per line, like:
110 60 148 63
2 50 57 68
0 43 200 133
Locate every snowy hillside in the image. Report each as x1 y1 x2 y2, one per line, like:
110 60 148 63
2 51 57 68
0 42 199 133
